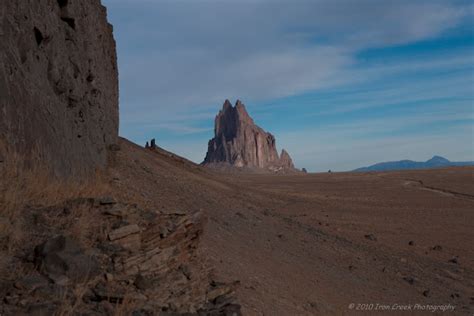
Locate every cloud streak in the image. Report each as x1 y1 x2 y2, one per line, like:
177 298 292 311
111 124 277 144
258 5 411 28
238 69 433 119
108 0 472 111
102 0 474 170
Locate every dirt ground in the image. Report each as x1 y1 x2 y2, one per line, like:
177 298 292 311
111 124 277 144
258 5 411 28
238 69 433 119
112 139 474 315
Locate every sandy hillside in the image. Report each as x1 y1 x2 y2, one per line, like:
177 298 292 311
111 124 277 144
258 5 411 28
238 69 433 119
111 139 474 315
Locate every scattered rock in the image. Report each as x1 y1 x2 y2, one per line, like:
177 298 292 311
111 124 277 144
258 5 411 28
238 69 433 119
448 257 459 264
97 301 115 315
159 225 169 238
14 274 49 292
93 283 125 304
423 290 430 297
108 224 140 241
103 204 129 217
163 209 187 216
99 197 117 205
134 274 151 290
27 303 57 316
198 302 242 316
408 241 415 246
432 245 443 251
235 212 246 219
303 301 319 311
444 269 463 281
105 273 114 282
403 276 415 285
108 143 121 151
364 234 377 241
34 235 100 283
207 283 234 302
179 265 192 280
4 295 20 306
98 241 124 255
133 308 154 316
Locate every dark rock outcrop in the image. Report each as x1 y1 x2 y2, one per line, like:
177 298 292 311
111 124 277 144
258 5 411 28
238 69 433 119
145 138 157 149
3 199 241 315
35 235 100 285
203 100 296 172
0 0 119 178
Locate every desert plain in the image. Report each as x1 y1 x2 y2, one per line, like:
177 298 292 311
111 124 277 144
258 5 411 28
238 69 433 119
113 140 474 315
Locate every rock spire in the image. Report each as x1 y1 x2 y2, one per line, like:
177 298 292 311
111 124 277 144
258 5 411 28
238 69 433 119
203 99 296 172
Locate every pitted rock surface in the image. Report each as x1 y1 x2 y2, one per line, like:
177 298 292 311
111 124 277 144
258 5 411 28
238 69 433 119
0 0 118 178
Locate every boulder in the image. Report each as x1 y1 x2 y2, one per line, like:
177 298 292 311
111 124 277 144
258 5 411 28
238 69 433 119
108 224 140 241
14 274 49 292
34 235 100 284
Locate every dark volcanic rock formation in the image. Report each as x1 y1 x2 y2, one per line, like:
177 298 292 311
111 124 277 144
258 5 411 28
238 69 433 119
0 0 118 178
203 99 296 171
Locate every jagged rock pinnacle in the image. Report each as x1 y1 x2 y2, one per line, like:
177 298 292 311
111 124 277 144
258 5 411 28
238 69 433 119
203 99 296 171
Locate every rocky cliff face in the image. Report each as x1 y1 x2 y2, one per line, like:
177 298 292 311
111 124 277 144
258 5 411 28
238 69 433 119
0 3 241 315
0 0 119 178
203 99 296 171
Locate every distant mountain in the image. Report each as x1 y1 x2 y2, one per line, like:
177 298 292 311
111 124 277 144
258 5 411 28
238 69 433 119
353 156 474 172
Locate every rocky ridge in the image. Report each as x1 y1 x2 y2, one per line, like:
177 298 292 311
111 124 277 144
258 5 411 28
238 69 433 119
1 198 240 315
203 100 297 172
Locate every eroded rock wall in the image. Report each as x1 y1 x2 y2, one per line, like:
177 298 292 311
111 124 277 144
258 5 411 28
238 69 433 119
0 0 118 178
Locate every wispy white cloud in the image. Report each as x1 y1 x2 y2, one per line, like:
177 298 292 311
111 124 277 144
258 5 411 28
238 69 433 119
152 123 212 135
101 0 474 169
106 0 472 113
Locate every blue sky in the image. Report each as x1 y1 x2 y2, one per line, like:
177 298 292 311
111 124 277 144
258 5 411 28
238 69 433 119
102 0 474 172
